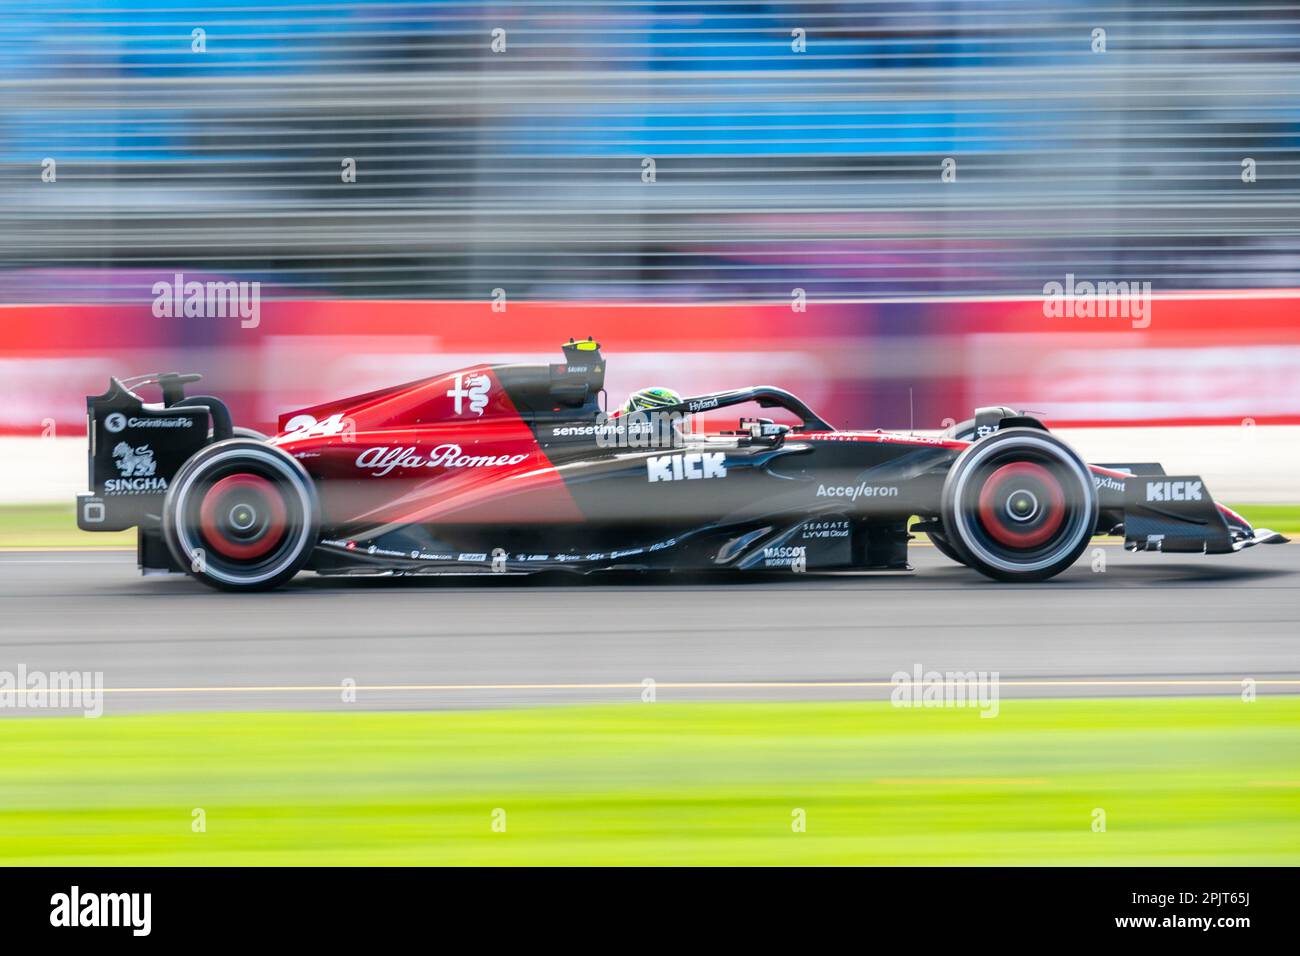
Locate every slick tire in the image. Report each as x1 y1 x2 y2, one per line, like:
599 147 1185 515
940 428 1098 583
163 439 319 591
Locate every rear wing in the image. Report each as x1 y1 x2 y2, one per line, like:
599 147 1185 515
77 373 231 531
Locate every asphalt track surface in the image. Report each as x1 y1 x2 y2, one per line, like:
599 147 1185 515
1 544 1297 714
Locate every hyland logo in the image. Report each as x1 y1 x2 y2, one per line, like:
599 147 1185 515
151 272 260 329
891 664 1000 718
447 372 491 416
1146 479 1203 502
646 452 727 482
105 442 167 494
0 666 103 717
1042 273 1153 328
816 482 898 501
50 886 150 936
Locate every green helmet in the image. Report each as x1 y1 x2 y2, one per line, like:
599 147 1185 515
623 386 682 414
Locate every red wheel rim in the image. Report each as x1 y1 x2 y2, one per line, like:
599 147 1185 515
198 474 287 560
977 461 1065 548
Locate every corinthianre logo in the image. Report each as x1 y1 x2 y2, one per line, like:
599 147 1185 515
0 666 103 717
151 272 261 328
50 886 151 936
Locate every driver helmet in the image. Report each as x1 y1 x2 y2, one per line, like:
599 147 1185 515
622 386 681 415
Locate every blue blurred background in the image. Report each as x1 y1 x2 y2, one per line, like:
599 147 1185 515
2 0 1299 302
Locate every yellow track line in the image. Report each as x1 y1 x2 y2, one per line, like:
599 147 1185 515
91 678 1300 694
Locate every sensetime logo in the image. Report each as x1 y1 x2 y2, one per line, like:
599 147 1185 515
50 886 151 936
1042 273 1152 328
0 666 103 717
891 664 1000 718
587 410 702 449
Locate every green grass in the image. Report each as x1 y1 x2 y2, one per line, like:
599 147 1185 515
1 699 1297 865
0 504 133 548
3 502 1297 550
1233 504 1300 537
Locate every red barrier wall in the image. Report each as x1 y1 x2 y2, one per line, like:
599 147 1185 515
3 294 1298 436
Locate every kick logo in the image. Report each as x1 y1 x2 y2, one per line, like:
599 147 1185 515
1145 480 1202 502
646 452 727 482
447 372 491 416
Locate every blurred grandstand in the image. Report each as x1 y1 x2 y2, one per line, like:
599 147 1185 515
2 0 1299 303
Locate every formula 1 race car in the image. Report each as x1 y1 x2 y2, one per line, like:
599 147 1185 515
76 339 1286 590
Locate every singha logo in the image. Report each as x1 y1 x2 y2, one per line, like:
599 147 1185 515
447 372 491 416
113 442 157 477
491 548 508 573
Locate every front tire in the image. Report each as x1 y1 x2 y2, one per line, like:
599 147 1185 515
940 429 1097 582
163 439 319 591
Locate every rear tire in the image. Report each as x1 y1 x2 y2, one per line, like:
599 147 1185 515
163 439 318 591
940 429 1097 582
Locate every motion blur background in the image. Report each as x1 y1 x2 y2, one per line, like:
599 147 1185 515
2 0 1298 500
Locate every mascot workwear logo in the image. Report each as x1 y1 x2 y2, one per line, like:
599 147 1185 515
646 452 727 482
105 443 167 494
355 444 528 476
447 372 491 416
1146 480 1203 502
50 886 151 936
